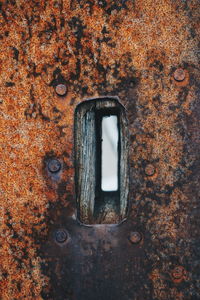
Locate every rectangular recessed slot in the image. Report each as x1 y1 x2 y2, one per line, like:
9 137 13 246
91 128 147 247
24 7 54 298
74 98 129 224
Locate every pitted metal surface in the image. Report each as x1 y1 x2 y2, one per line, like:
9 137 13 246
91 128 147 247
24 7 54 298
0 0 200 299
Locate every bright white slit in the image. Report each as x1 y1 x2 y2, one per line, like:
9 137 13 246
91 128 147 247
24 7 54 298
101 115 119 191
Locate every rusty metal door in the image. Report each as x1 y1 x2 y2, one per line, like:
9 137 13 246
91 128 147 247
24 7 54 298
1 1 200 299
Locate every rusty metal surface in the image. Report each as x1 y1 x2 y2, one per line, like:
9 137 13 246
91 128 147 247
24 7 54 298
0 0 200 299
43 219 149 300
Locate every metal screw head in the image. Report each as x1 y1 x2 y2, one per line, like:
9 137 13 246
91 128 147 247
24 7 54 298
55 229 68 243
145 164 155 176
129 231 142 244
55 83 67 96
172 266 185 279
173 68 186 82
48 159 61 173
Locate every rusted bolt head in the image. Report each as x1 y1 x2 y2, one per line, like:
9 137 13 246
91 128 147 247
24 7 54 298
129 231 142 244
145 164 155 176
172 266 185 279
173 68 186 82
55 83 67 96
55 229 68 243
48 159 61 173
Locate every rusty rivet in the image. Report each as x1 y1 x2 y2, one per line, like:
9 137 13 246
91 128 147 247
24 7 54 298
145 164 155 176
129 231 142 244
55 83 67 96
48 159 61 173
172 266 185 279
173 68 186 82
55 229 68 243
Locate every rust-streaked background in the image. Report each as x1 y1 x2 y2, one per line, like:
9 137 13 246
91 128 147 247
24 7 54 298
0 0 200 299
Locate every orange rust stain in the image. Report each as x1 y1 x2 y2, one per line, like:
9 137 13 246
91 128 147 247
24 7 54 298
171 266 188 284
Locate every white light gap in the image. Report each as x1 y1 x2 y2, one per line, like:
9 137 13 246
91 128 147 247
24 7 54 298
101 115 119 191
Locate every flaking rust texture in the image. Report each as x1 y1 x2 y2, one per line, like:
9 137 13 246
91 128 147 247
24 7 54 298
0 0 200 299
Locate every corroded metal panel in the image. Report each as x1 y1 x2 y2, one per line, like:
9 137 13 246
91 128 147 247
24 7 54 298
0 0 200 299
